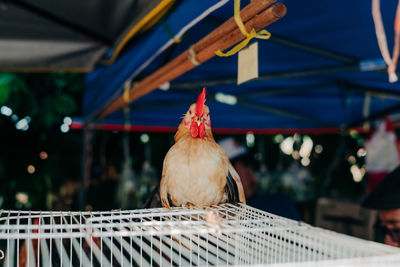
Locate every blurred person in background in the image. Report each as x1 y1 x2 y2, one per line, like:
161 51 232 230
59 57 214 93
362 165 400 247
218 137 300 220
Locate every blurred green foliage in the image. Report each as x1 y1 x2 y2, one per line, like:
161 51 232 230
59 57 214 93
0 72 84 210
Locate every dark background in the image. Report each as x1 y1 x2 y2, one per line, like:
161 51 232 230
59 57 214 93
0 72 368 225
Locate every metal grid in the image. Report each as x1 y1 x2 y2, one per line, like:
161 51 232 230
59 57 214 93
0 203 399 266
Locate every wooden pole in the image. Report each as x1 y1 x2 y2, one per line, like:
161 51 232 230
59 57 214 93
98 2 286 119
192 0 277 51
79 127 93 210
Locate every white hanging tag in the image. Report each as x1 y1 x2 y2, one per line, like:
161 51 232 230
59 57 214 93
237 42 259 85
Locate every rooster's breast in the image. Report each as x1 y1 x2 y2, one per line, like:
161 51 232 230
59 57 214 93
163 138 228 207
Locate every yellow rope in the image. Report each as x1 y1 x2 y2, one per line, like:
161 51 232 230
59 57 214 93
123 82 131 131
103 0 176 64
123 82 131 104
215 0 271 57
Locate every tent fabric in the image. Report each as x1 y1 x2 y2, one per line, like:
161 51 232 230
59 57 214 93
82 0 400 132
84 0 230 120
0 0 170 71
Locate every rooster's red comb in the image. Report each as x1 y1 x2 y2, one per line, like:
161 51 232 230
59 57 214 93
195 88 206 117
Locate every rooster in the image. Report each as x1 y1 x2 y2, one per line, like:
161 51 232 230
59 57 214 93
147 88 246 209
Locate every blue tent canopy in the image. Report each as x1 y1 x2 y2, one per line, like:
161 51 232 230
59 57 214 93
82 0 400 133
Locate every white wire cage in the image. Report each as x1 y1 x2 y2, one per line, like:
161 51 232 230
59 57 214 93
0 203 399 266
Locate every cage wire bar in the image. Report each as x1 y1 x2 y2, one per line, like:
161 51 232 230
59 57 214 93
0 203 399 266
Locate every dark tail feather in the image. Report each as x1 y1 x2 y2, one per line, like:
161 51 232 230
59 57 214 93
225 171 240 203
143 185 162 208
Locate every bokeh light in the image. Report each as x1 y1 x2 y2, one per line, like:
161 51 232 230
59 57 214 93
300 136 313 158
292 150 300 160
15 192 28 204
15 117 30 131
61 124 70 133
0 106 12 116
40 151 48 160
347 155 356 164
357 148 367 157
246 132 255 147
63 116 72 125
273 134 284 143
350 165 365 182
301 157 310 166
27 165 35 174
140 133 150 143
280 136 294 155
215 92 237 105
314 144 323 154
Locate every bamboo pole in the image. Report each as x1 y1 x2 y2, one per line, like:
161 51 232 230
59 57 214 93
129 0 278 87
98 2 286 119
194 0 277 51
